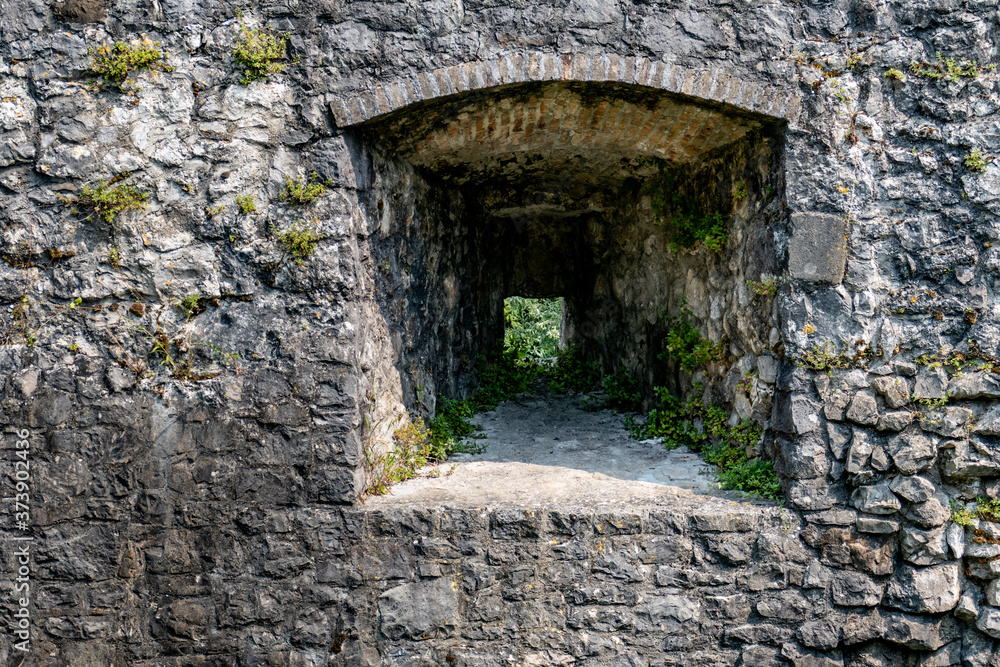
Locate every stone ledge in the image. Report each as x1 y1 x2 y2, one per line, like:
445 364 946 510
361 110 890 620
328 50 802 128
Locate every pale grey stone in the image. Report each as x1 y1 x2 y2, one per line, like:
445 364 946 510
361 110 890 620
977 606 1000 639
857 517 899 534
877 411 913 432
889 431 937 474
949 372 1000 399
846 391 879 425
378 578 459 640
913 367 948 400
851 484 901 515
945 523 965 560
830 569 884 607
955 594 979 621
883 562 960 613
901 525 950 566
846 431 873 474
798 618 841 651
889 475 935 503
920 407 973 438
803 560 832 589
870 446 892 471
757 355 778 384
903 496 950 528
826 422 852 460
882 612 950 650
635 595 700 625
871 376 911 409
788 212 849 284
824 391 851 421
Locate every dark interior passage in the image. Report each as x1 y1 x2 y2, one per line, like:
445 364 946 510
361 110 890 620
350 80 788 453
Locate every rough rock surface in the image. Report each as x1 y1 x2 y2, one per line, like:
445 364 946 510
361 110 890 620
3 0 1000 663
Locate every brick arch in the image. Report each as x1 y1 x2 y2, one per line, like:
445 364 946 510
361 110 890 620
330 50 802 128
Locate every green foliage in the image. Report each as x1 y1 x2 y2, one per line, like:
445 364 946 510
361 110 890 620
88 38 172 92
915 349 989 376
547 346 602 393
634 385 780 499
504 297 561 359
603 367 642 411
884 68 906 82
951 497 1000 525
910 52 993 82
473 351 540 411
78 179 148 224
645 159 728 252
965 148 989 173
660 308 724 372
233 23 292 84
799 341 852 372
746 278 777 297
978 496 1000 523
107 245 121 269
280 172 331 206
951 500 975 527
176 292 203 319
236 194 257 214
364 418 435 496
428 398 485 458
273 219 321 264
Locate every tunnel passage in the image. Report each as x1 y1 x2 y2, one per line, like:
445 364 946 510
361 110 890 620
350 76 789 460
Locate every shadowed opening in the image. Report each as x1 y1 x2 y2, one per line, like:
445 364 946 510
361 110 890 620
349 79 787 491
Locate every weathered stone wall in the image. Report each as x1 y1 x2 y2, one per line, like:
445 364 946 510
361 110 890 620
3 0 1000 664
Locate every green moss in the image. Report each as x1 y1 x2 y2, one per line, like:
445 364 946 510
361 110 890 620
88 38 173 92
78 179 148 224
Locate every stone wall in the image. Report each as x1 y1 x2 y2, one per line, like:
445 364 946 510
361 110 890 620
3 0 1000 663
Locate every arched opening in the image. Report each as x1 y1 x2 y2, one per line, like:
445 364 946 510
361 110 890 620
349 77 788 493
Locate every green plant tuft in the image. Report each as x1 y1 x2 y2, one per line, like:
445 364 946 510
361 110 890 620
965 147 989 173
660 308 724 372
280 172 332 206
633 385 780 499
799 341 852 373
233 22 292 84
88 38 173 92
746 278 777 297
910 52 993 83
78 179 148 224
645 159 729 253
603 367 643 411
273 219 321 264
236 194 257 214
884 68 906 82
176 292 203 319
